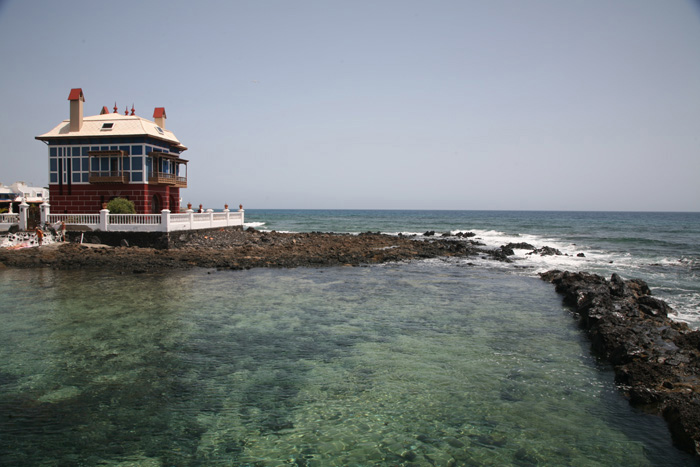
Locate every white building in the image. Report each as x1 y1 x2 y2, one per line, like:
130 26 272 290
0 182 49 210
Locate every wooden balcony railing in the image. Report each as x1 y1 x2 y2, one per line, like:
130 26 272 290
89 171 127 184
149 172 187 188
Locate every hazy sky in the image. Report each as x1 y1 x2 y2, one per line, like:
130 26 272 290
1 0 699 211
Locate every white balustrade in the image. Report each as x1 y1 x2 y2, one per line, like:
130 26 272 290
109 214 162 225
0 214 19 224
47 214 100 225
5 203 245 233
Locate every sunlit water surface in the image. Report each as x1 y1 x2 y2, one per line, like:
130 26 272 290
0 263 694 466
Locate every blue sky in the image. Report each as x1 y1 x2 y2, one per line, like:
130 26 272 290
1 0 699 211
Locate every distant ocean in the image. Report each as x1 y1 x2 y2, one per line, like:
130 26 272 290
1 209 698 465
246 209 700 328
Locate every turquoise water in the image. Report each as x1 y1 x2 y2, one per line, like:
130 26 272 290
0 265 695 466
245 210 700 327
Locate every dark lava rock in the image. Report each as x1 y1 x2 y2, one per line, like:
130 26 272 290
499 245 515 256
0 230 487 272
503 242 535 250
541 270 700 456
528 246 562 256
488 248 513 262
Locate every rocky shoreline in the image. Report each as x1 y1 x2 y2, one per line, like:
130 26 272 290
541 270 700 456
0 228 495 272
1 228 699 457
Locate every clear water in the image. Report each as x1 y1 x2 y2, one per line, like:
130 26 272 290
245 210 700 327
0 265 695 466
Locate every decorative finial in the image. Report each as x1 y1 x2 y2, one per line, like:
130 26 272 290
113 102 118 113
130 104 135 116
124 106 128 115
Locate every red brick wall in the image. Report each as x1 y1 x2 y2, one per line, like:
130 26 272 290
49 184 181 214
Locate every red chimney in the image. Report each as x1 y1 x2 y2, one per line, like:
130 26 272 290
67 88 85 132
153 107 166 129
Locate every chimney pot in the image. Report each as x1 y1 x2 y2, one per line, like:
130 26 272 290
153 107 166 129
68 88 85 132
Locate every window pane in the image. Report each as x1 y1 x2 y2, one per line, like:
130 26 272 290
50 173 57 183
123 158 130 170
72 158 81 171
73 173 81 183
131 172 143 182
82 173 89 183
91 158 99 171
50 159 57 171
132 157 143 170
82 158 89 171
131 145 143 155
50 147 57 157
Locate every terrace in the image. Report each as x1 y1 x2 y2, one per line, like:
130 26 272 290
1 202 244 234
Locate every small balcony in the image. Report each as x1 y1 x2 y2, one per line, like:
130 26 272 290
148 151 188 188
149 172 187 188
89 171 127 184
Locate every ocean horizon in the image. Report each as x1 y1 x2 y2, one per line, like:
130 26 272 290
243 209 700 328
1 209 698 465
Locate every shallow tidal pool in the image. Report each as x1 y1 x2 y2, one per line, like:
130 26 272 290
0 262 694 466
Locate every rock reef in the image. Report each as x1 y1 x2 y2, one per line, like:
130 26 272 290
541 270 700 456
0 228 492 272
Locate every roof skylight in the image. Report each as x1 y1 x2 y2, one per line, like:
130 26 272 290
101 123 114 131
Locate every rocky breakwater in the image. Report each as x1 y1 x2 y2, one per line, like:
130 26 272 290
0 229 494 272
541 270 700 456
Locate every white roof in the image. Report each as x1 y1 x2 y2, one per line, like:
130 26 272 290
36 113 187 151
0 182 48 203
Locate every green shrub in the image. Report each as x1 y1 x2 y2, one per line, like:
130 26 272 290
107 198 136 214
